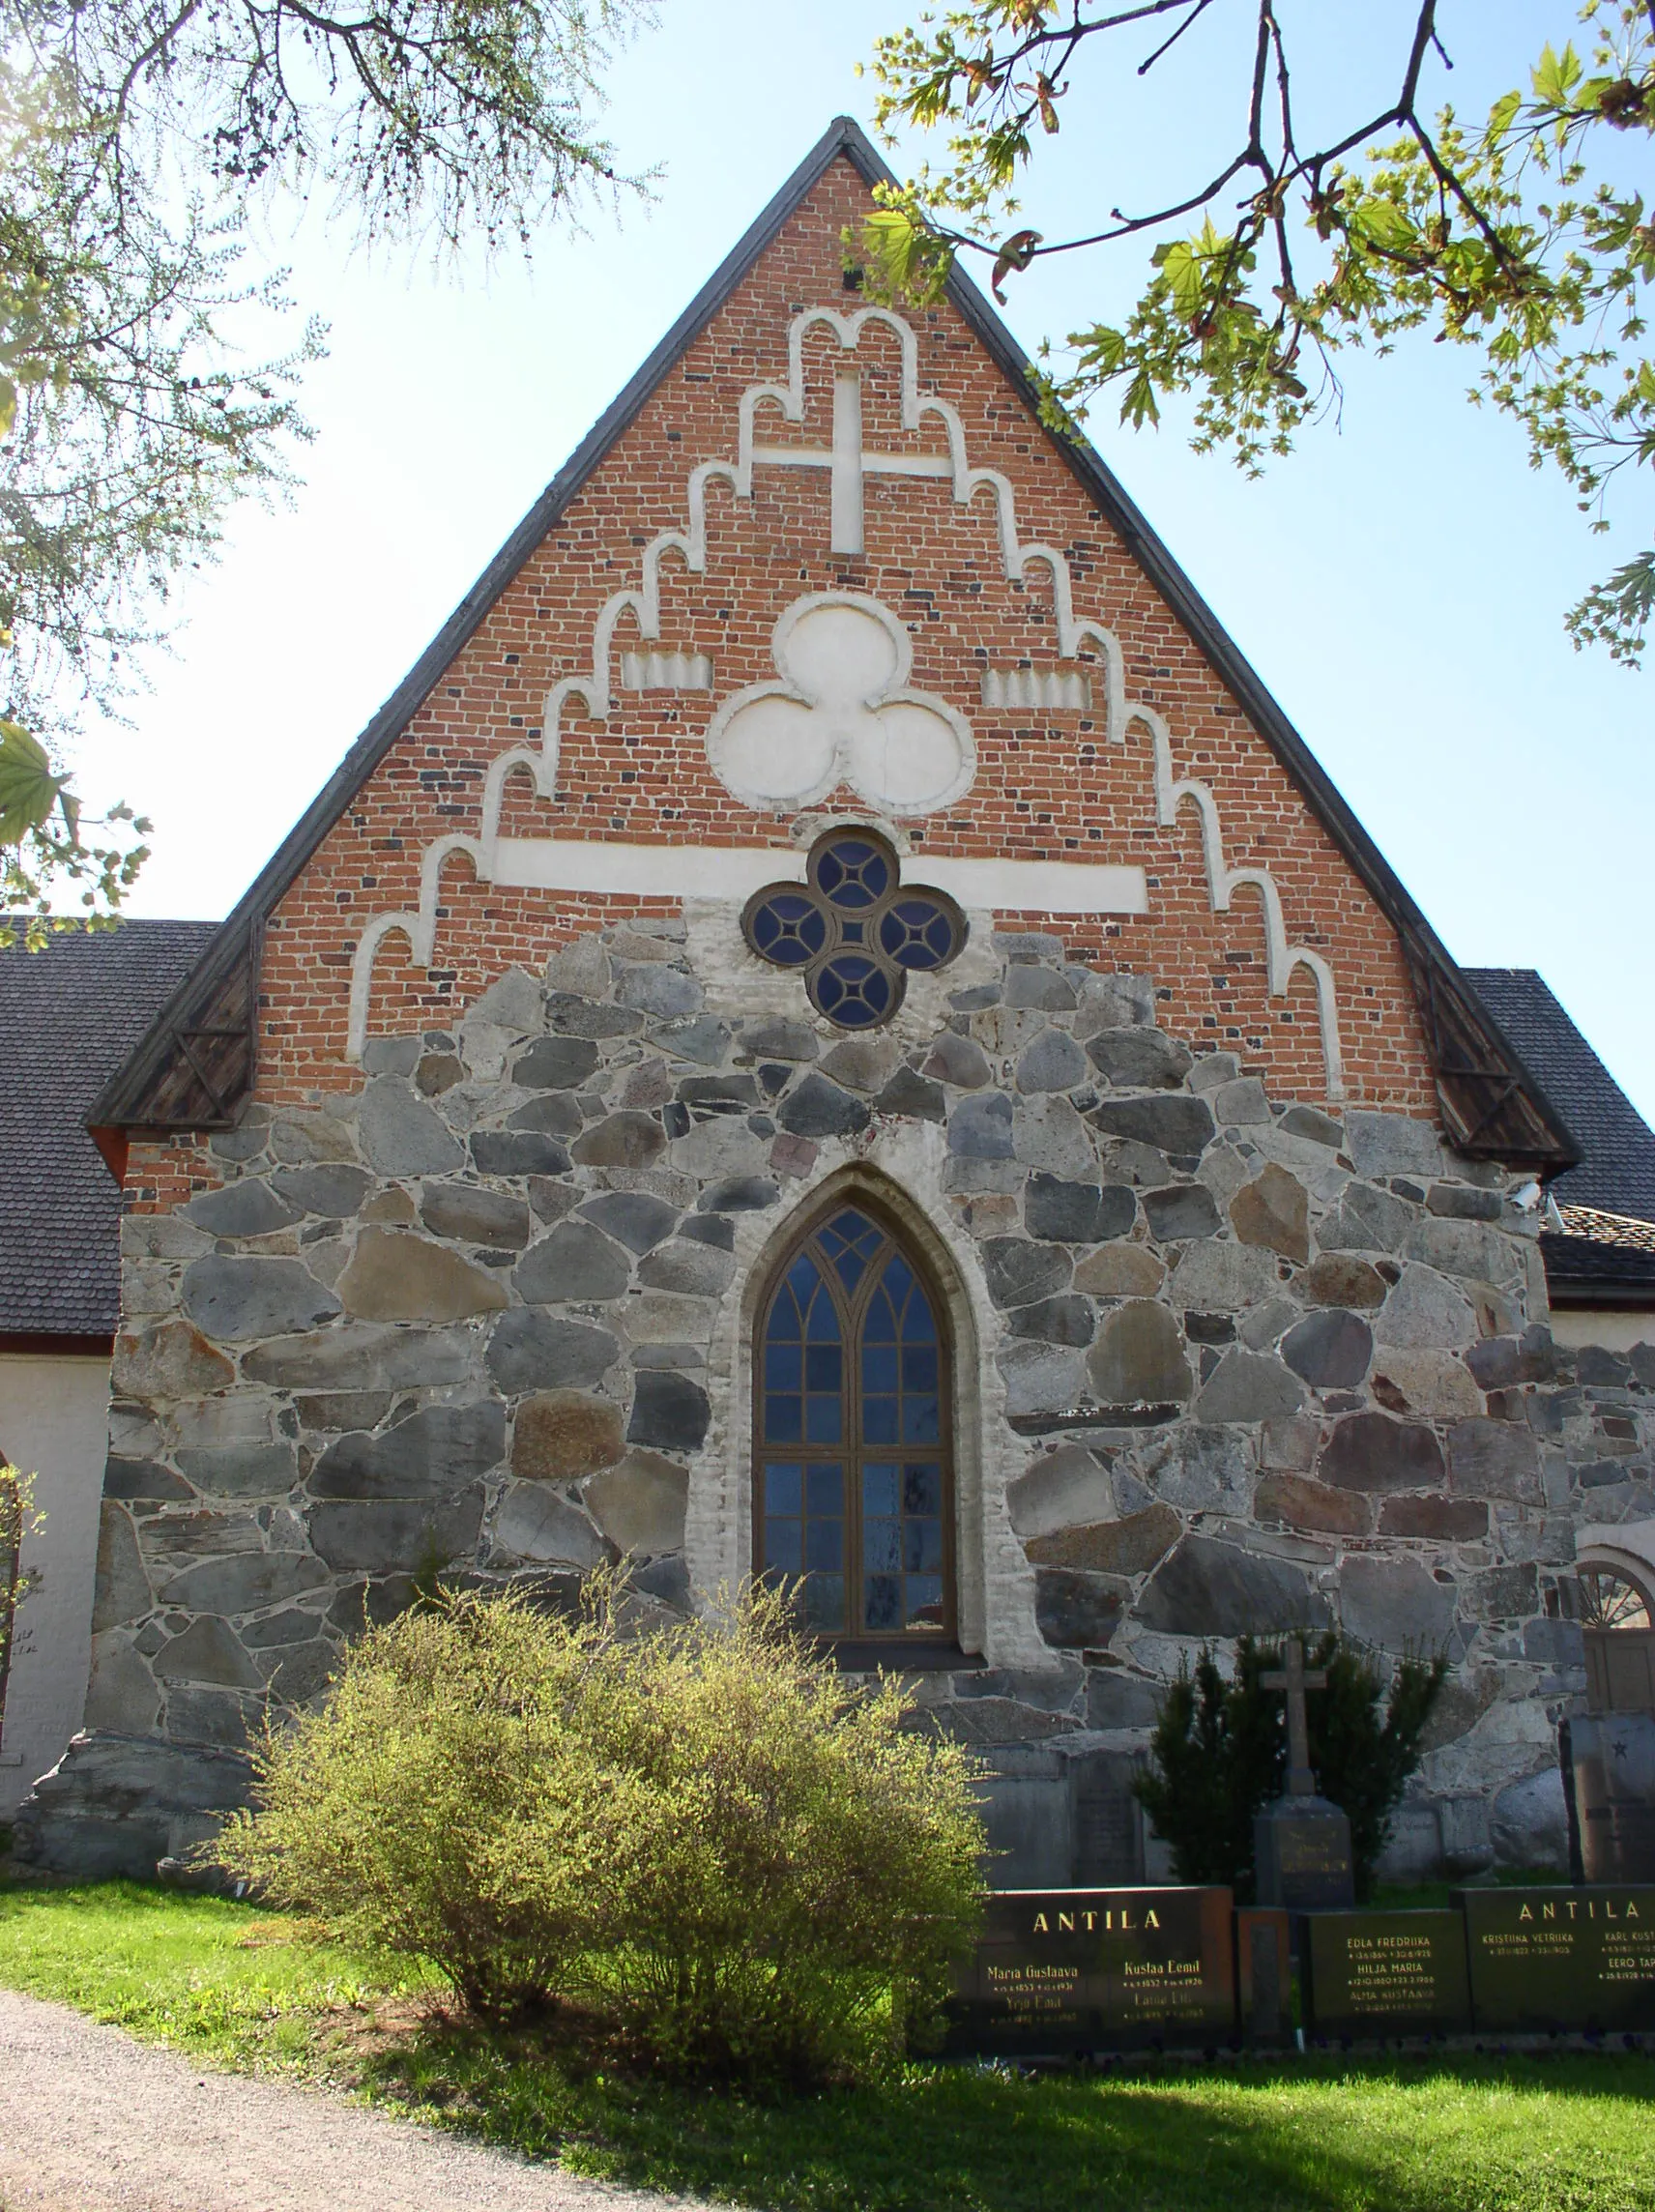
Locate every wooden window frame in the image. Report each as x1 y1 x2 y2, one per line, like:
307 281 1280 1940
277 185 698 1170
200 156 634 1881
751 1193 960 1661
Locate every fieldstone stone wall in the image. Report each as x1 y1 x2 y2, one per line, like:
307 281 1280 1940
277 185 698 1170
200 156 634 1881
15 913 1652 1882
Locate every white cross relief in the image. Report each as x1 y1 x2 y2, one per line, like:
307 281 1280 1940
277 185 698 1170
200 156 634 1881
751 372 952 555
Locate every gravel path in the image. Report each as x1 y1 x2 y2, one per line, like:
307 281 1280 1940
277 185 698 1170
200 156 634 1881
0 1989 711 2212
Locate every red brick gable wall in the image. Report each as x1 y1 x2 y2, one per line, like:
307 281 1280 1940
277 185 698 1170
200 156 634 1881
253 151 1435 1115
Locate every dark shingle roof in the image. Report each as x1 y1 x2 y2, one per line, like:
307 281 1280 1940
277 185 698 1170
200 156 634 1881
1466 969 1655 1223
0 919 218 1336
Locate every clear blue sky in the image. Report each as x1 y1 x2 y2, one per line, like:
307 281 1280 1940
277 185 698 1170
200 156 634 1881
78 1 1654 1119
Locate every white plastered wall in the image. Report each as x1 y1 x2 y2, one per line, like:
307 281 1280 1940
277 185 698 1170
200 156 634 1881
0 1352 111 1814
1550 1309 1655 1353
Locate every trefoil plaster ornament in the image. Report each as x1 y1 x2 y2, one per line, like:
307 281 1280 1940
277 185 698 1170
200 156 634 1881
705 594 976 817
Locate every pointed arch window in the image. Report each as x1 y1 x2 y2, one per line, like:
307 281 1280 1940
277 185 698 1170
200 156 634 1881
754 1201 954 1647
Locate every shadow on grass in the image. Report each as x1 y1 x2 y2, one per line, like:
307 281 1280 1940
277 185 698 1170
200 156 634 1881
350 2016 1655 2212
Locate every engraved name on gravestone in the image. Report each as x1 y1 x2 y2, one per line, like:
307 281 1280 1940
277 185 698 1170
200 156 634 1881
1254 1640 1354 1912
1302 1910 1471 2039
944 1887 1235 2054
1456 1886 1655 2033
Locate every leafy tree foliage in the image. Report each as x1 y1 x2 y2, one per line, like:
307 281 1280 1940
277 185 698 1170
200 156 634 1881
859 1 1655 664
0 0 651 929
1132 1631 1448 1900
212 1579 985 2085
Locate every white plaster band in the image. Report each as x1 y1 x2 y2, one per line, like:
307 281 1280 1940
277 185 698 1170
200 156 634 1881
492 837 1147 917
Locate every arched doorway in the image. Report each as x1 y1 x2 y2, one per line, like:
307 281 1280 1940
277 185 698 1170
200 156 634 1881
1576 1558 1655 1714
751 1196 956 1651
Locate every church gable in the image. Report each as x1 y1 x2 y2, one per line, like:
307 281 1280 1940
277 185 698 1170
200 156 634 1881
93 119 1571 1171
286 154 1400 1110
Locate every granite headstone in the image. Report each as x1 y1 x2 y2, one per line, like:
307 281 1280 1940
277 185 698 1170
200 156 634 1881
1301 1909 1471 2038
1456 1884 1655 2032
1234 1906 1292 2047
944 1886 1235 2054
1570 1714 1655 1882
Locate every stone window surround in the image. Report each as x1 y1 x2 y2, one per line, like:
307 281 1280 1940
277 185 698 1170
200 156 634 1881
708 1151 1033 1670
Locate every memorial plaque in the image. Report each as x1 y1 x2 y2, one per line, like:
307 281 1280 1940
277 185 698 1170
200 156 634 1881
1456 1885 1655 2032
1255 1795 1355 1911
1571 1715 1655 1882
944 1886 1235 2054
1302 1909 1470 2038
1234 1906 1292 2046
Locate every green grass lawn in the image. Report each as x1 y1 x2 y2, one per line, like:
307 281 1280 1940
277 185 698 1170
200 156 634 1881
3 1879 1653 2212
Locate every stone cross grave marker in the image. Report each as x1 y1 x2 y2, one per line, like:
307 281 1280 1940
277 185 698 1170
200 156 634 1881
1263 1638 1323 1796
1254 1636 1355 1911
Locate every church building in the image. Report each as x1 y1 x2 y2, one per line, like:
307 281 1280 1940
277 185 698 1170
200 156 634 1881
9 119 1654 1885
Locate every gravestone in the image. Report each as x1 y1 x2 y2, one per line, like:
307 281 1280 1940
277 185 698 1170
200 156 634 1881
944 1886 1235 2054
1253 1640 1354 1911
1570 1714 1655 1882
1457 1885 1655 2032
1302 1909 1471 2038
1234 1906 1292 2047
1070 1748 1147 1885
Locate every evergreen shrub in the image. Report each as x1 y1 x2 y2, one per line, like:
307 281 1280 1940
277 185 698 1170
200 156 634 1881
211 1578 984 2084
1133 1632 1447 1901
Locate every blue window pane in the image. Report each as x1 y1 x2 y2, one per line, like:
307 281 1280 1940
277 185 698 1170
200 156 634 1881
814 837 891 910
864 1292 897 1344
765 1343 800 1390
863 1397 898 1445
805 1345 841 1392
864 1519 901 1573
864 1575 903 1632
764 1464 802 1514
906 1293 938 1346
804 1518 844 1571
750 892 828 969
883 1256 915 1308
802 1574 846 1633
902 1395 941 1445
805 1288 840 1343
903 1464 942 1517
902 1345 939 1393
862 1463 899 1517
817 1208 885 1293
805 1465 844 1516
812 952 894 1029
784 1254 818 1308
804 1396 843 1443
904 1518 944 1573
862 1343 898 1392
765 1519 802 1572
766 1396 802 1442
906 1575 945 1631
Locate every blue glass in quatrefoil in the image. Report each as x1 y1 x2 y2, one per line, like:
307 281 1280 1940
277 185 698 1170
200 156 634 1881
811 953 895 1029
879 896 960 972
813 837 891 910
748 891 828 968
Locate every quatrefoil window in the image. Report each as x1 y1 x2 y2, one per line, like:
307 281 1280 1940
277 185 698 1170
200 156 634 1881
742 830 967 1030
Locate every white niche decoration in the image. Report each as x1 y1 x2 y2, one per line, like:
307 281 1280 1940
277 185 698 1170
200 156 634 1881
704 592 976 817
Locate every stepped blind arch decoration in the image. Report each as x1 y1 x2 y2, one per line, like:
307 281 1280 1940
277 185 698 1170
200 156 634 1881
753 1199 955 1644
